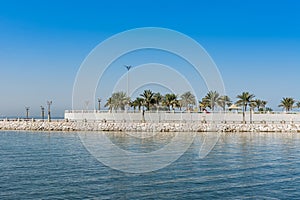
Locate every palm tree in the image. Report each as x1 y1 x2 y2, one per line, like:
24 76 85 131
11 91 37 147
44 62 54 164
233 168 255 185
172 99 180 111
218 95 232 111
137 97 144 111
254 99 262 111
114 91 130 110
140 90 155 111
236 92 255 124
163 93 178 111
279 97 295 112
180 91 196 111
254 99 268 112
249 100 257 124
296 102 300 111
265 107 273 112
104 97 113 112
199 99 209 112
261 100 268 112
131 97 144 112
105 92 130 111
153 92 163 110
130 101 137 112
202 91 221 111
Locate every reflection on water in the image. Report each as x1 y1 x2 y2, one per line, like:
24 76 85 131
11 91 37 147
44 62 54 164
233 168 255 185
79 131 197 173
105 131 178 153
1 131 300 199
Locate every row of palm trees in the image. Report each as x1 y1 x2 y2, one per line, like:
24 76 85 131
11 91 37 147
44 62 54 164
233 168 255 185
104 90 196 112
103 90 300 124
198 91 270 123
104 90 268 112
104 90 300 112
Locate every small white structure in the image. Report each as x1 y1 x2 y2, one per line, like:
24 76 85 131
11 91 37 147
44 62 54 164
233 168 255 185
228 104 242 112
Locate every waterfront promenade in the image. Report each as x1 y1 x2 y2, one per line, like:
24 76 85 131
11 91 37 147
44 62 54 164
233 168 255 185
1 111 300 132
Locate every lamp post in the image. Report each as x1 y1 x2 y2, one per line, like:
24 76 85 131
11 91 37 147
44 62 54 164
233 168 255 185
47 101 52 122
97 98 101 111
40 106 45 121
124 65 132 97
124 65 132 112
25 107 30 119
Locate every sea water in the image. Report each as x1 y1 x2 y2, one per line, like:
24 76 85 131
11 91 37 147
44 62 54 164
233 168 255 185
1 131 300 199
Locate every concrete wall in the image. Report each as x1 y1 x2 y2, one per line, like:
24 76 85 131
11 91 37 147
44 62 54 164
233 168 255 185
64 111 300 123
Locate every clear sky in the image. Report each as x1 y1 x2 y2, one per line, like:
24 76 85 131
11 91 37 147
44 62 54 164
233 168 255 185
1 0 300 117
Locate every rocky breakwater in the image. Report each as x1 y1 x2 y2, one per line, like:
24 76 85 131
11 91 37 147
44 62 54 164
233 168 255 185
218 123 300 132
1 120 300 132
0 120 76 131
0 120 211 132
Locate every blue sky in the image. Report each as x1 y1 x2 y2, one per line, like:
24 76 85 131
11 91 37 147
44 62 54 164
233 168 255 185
0 0 300 117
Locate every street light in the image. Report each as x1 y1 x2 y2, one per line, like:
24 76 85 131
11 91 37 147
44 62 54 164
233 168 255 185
124 65 132 97
40 106 45 121
124 65 132 113
97 98 101 111
25 107 30 119
47 101 52 122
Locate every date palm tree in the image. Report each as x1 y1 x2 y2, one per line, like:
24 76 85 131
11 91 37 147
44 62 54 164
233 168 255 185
279 97 295 112
131 97 144 112
202 91 221 111
249 100 257 124
115 91 130 110
163 93 178 111
153 92 163 111
265 107 273 112
199 99 209 112
140 90 155 111
236 92 255 124
296 101 300 111
105 97 113 112
180 91 196 111
261 100 268 112
254 99 268 112
105 92 130 111
218 95 232 111
254 99 262 111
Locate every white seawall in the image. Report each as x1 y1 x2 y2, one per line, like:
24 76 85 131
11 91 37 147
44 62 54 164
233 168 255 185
65 110 300 123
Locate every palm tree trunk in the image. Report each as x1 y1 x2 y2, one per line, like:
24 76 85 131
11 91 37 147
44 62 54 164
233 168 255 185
142 110 145 122
242 106 246 124
250 108 253 124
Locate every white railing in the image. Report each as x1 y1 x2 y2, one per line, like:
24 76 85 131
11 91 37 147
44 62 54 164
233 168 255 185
65 110 300 114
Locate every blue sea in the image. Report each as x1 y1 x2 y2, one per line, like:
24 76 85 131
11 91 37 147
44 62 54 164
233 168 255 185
1 131 300 199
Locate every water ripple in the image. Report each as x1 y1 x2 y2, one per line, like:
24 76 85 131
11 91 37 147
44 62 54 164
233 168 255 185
1 131 300 199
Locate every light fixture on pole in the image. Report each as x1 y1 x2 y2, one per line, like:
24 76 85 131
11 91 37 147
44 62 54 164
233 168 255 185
97 98 101 111
25 107 30 120
124 65 132 97
40 106 45 121
47 101 52 122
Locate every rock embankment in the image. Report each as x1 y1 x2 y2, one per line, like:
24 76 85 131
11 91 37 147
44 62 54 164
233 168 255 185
1 120 300 132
